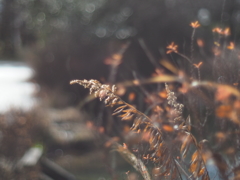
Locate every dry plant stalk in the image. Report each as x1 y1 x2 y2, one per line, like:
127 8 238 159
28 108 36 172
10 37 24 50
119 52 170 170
113 143 151 180
70 79 210 180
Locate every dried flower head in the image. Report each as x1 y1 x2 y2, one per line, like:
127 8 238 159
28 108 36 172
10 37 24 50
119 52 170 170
70 79 118 105
212 27 222 34
166 42 178 54
222 27 230 36
227 42 235 50
212 27 231 36
165 83 184 122
193 62 203 68
190 21 200 28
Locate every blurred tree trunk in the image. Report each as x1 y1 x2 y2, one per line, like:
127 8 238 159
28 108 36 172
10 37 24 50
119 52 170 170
0 0 20 58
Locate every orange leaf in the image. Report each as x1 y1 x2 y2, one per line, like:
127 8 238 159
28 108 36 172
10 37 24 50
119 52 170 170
180 133 191 155
189 160 199 174
191 151 199 162
198 167 205 176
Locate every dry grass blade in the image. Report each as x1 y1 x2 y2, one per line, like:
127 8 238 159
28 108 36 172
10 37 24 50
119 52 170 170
117 75 181 87
190 81 240 99
198 167 206 177
131 118 142 131
191 151 199 162
180 132 191 159
112 105 128 115
190 160 200 177
185 115 191 132
159 59 179 74
121 113 134 120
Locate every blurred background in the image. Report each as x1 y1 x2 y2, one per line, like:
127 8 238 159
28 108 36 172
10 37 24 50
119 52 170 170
0 0 239 179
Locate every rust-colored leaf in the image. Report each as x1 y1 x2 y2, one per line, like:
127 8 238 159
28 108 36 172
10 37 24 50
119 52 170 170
182 142 190 159
191 151 199 162
198 167 205 176
180 133 191 156
190 160 200 176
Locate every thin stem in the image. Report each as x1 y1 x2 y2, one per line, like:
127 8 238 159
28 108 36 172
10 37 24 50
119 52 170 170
197 67 201 81
191 28 196 79
221 0 226 24
108 41 131 83
174 159 190 179
176 52 192 64
191 28 196 63
138 38 160 68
